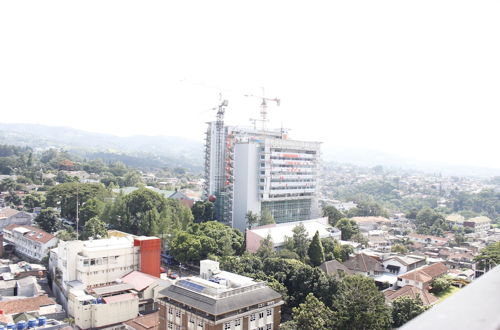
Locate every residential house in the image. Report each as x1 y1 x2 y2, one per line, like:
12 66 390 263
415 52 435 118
446 214 465 228
384 285 438 306
351 216 392 232
343 253 385 277
319 259 353 278
396 262 448 290
0 208 33 232
382 255 426 275
408 233 449 246
2 225 58 263
463 216 491 233
168 191 194 209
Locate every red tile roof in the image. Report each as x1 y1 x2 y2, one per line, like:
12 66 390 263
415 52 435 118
103 293 136 304
385 285 438 306
0 207 20 219
0 296 56 315
124 311 159 330
4 225 56 244
399 262 448 284
343 253 385 273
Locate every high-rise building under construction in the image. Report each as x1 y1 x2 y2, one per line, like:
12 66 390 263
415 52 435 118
203 99 321 232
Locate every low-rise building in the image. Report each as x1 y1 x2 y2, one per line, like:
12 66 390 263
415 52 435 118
384 285 438 306
408 233 449 246
246 217 341 253
2 225 58 263
446 214 465 228
343 253 385 277
463 216 491 233
396 262 448 290
382 255 426 275
158 260 284 330
0 208 33 232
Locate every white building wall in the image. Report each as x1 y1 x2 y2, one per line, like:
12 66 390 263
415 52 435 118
233 143 261 232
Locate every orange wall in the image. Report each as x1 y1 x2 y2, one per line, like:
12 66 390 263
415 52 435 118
135 238 161 278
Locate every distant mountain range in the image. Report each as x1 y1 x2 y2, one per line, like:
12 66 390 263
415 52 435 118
1 123 498 177
0 123 204 172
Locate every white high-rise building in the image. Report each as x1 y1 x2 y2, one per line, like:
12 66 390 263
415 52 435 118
204 107 321 232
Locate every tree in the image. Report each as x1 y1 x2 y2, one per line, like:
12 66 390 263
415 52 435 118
332 275 391 330
259 209 275 225
391 244 408 254
256 233 275 258
23 193 45 212
308 231 325 266
474 242 500 272
191 201 215 223
391 296 426 328
83 216 108 240
35 208 61 233
336 218 360 241
79 197 105 225
430 275 452 294
57 229 77 241
290 223 310 259
351 232 369 247
322 205 344 227
288 293 335 329
415 208 447 236
245 211 259 228
5 191 22 206
0 178 16 192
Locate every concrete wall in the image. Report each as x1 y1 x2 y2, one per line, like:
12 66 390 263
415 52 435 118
233 143 261 232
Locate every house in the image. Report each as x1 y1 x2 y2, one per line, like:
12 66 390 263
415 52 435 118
397 262 448 290
382 255 426 275
168 190 194 208
446 214 465 228
319 259 353 277
343 253 385 277
463 216 491 233
0 296 64 322
0 207 33 231
2 225 58 263
120 271 170 313
158 260 283 330
123 312 159 330
246 217 341 253
408 233 449 246
384 285 438 306
350 216 392 232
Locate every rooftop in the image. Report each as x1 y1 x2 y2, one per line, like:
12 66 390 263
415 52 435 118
0 296 56 315
399 262 448 283
3 225 56 244
248 217 338 245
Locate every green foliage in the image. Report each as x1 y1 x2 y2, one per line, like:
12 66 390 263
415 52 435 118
391 296 426 328
79 197 105 225
35 208 61 233
430 276 452 294
259 208 275 225
256 233 275 258
83 216 108 240
23 193 45 212
245 211 259 228
191 200 215 223
391 244 409 254
169 221 243 264
57 228 77 241
474 242 500 272
451 189 500 224
332 275 392 330
307 231 325 267
289 293 335 329
5 191 22 206
322 205 344 226
351 232 369 247
336 218 360 241
45 182 109 220
284 223 310 260
415 208 448 236
347 199 389 218
322 238 353 262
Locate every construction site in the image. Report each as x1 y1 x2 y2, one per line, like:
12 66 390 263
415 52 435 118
203 92 321 232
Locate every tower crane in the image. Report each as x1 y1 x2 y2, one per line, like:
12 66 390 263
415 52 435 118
245 88 280 131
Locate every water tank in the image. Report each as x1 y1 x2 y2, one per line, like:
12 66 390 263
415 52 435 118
0 325 5 330
16 321 26 330
38 316 46 326
6 323 15 330
27 319 37 328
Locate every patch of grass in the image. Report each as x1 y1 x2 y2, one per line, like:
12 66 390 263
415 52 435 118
435 285 460 302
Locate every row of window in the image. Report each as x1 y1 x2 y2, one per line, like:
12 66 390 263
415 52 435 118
82 256 123 266
250 309 273 321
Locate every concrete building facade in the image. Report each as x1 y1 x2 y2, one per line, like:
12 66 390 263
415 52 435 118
2 225 58 262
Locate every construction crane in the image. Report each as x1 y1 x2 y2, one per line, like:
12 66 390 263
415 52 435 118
245 87 280 131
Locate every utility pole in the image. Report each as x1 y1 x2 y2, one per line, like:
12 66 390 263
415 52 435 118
76 184 79 240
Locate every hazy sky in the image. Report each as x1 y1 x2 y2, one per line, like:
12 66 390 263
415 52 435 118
1 1 499 169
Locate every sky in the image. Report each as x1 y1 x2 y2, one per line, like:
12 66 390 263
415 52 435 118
1 1 499 169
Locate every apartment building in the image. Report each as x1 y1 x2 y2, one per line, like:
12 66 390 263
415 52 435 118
463 216 491 233
2 224 58 262
158 260 283 330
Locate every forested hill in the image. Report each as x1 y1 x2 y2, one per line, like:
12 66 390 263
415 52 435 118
0 123 203 172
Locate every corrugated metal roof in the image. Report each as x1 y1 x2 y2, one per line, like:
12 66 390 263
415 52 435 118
92 283 134 295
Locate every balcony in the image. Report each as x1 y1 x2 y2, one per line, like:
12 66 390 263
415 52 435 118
401 265 500 330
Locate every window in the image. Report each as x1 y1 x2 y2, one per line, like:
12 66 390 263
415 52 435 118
168 308 173 315
266 324 272 330
250 314 256 321
189 318 194 324
175 311 181 317
224 322 231 330
168 323 173 329
259 312 264 319
235 319 241 326
266 309 272 316
83 259 89 266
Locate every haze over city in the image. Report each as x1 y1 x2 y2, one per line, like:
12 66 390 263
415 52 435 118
1 0 499 170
